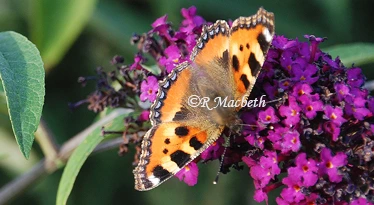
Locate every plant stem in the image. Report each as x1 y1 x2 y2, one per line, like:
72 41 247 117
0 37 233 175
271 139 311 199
35 119 59 171
0 160 46 205
0 108 138 205
0 137 127 205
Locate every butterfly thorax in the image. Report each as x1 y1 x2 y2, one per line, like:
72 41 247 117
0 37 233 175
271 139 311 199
200 98 241 129
227 115 244 134
213 105 243 132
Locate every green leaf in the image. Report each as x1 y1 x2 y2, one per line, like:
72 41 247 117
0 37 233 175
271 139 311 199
30 0 98 70
324 43 374 66
56 108 132 205
0 89 7 115
142 64 161 75
0 31 45 159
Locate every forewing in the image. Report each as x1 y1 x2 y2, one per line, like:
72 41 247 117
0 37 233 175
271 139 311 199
134 122 223 190
228 8 275 102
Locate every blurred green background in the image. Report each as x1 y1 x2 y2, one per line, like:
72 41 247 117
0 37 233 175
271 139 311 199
1 0 374 204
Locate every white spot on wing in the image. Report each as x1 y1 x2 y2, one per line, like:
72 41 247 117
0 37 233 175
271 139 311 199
170 72 177 81
202 33 207 40
163 81 169 89
155 101 162 109
215 27 220 34
197 42 203 49
148 175 160 185
263 28 272 42
159 91 165 99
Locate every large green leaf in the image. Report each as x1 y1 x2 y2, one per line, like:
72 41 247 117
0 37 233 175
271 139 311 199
324 43 374 66
0 31 45 159
30 0 98 70
56 108 132 205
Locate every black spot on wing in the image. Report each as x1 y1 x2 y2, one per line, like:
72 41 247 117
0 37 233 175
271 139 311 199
240 74 250 90
189 136 203 150
246 43 250 49
153 165 170 181
173 107 189 121
232 55 239 71
170 150 191 168
163 149 168 154
175 126 189 137
257 33 270 55
221 49 229 69
139 178 154 190
164 138 170 144
239 45 243 51
248 53 261 77
216 49 229 70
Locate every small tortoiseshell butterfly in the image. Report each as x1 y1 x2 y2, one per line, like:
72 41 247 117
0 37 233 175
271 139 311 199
134 7 275 191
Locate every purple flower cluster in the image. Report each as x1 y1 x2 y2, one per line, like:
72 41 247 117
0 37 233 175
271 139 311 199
237 35 374 204
132 6 204 75
80 6 374 205
140 76 158 102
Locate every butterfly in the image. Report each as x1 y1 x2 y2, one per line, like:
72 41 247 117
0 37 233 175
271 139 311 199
133 7 275 191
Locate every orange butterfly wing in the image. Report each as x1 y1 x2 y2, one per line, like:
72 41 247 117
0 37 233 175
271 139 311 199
134 63 223 191
229 8 275 101
134 8 275 191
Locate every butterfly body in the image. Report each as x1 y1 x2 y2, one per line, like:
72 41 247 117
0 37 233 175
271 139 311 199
134 7 275 191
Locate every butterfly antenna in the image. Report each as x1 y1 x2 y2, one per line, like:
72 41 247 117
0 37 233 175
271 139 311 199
238 98 282 128
237 124 258 128
213 136 230 185
245 97 282 111
266 97 282 104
